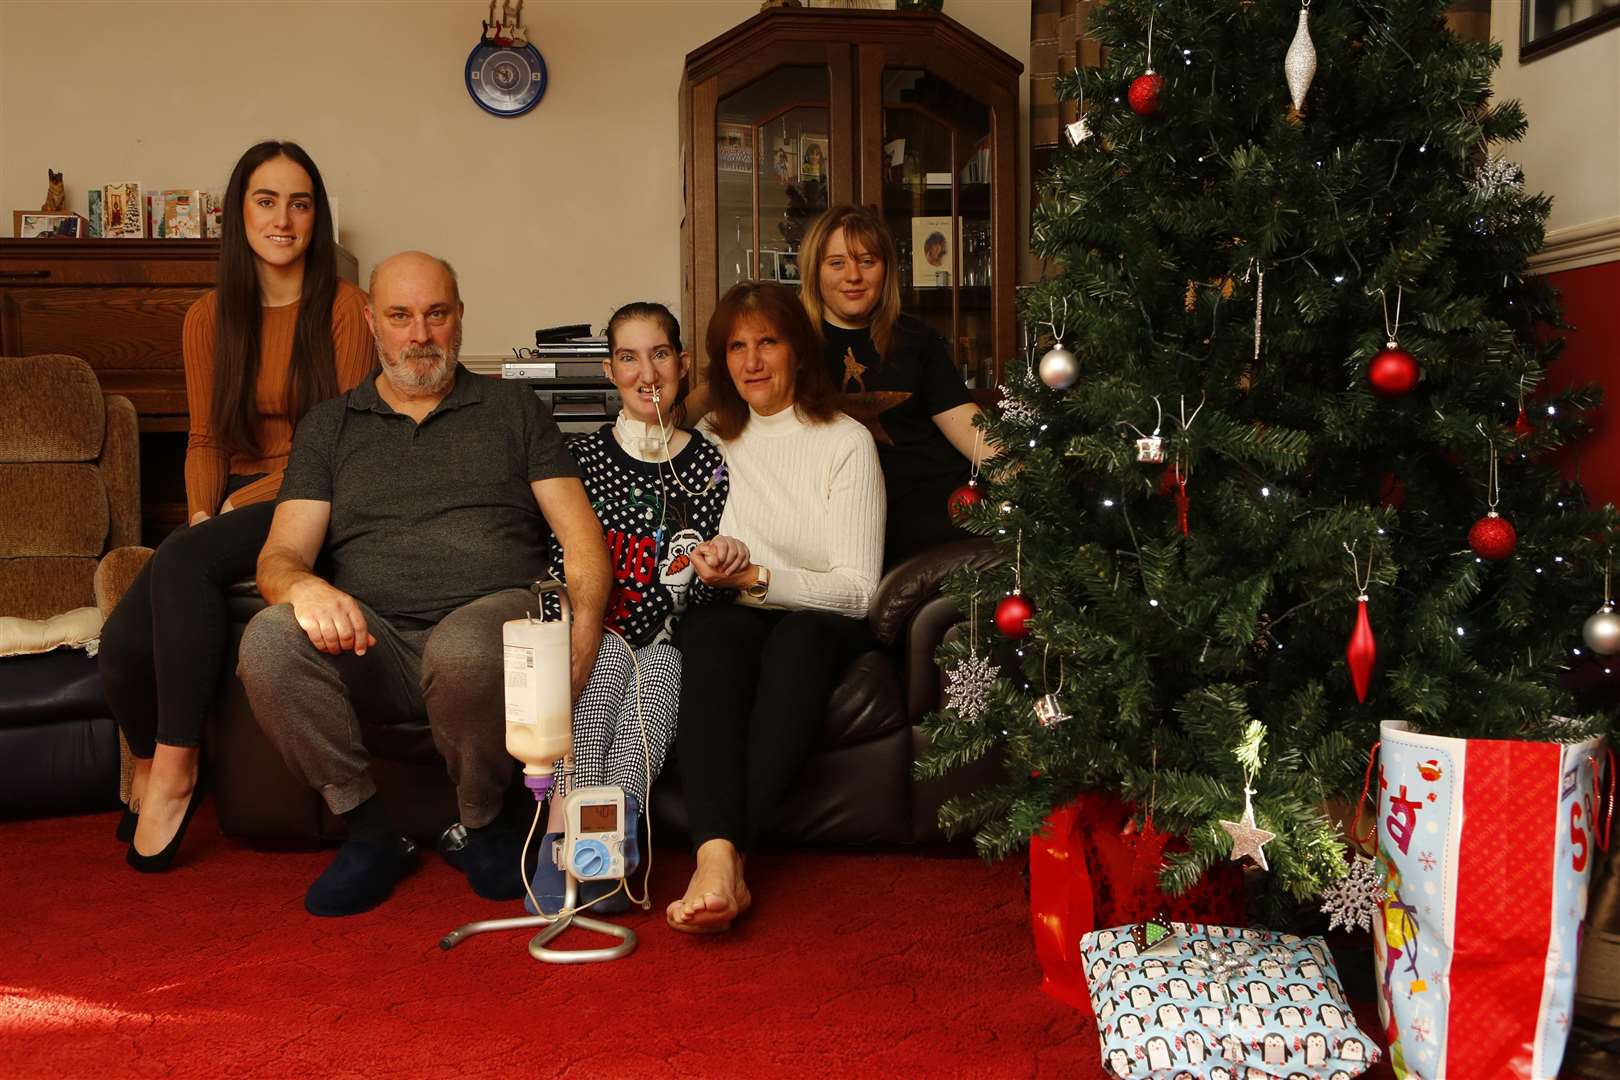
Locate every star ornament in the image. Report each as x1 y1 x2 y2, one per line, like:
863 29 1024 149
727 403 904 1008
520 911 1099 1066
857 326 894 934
1219 786 1277 871
838 390 911 445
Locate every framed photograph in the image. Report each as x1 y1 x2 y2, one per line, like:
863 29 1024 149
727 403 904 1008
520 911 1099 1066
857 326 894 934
779 250 801 283
1521 0 1620 61
717 121 754 175
798 134 828 184
13 211 85 239
769 134 794 185
911 215 953 288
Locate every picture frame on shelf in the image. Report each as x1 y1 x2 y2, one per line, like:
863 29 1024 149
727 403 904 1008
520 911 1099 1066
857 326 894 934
770 133 794 185
911 215 952 288
13 211 85 239
798 134 828 184
779 250 800 283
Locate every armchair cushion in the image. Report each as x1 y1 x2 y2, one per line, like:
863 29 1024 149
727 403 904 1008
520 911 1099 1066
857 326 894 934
0 607 101 658
0 463 109 556
0 354 104 463
0 557 97 621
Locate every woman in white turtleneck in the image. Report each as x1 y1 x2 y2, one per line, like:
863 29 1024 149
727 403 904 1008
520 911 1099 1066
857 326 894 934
668 281 885 936
534 302 730 915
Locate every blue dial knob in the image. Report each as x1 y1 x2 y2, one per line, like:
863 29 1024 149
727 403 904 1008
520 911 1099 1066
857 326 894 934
572 839 610 877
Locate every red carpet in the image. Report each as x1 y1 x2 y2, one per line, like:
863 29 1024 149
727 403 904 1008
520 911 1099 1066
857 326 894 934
2 806 1107 1079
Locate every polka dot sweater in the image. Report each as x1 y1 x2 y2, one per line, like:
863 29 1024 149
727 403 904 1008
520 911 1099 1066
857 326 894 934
548 424 728 647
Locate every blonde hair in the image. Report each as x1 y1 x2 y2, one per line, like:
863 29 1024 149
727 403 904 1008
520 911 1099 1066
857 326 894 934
799 204 902 363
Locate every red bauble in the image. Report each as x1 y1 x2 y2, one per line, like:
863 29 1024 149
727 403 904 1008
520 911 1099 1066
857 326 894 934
1468 512 1517 560
1128 71 1164 116
947 480 983 517
1346 596 1377 704
995 592 1035 638
1368 345 1420 399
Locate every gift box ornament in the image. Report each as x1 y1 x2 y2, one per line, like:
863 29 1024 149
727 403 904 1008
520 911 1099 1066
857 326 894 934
1080 921 1381 1079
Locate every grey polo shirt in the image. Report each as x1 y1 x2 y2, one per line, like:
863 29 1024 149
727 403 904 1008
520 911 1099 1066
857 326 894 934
280 364 581 629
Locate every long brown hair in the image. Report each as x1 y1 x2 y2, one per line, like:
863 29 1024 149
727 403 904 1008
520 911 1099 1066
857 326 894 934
799 204 902 361
704 281 838 441
210 140 339 458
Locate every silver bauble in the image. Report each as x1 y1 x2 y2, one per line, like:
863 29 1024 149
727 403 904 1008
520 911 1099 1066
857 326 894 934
1583 604 1620 655
1038 345 1079 390
1284 2 1317 114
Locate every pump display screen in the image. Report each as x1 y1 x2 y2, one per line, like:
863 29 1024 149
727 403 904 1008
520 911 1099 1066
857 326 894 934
579 803 618 832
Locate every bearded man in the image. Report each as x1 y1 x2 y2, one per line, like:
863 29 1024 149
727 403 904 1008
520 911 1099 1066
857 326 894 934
239 251 610 916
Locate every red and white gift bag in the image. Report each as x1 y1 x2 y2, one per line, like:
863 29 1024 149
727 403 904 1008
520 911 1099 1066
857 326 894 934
1371 720 1611 1079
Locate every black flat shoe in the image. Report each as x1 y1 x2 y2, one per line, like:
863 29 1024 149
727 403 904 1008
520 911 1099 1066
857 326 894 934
126 784 207 873
115 806 138 843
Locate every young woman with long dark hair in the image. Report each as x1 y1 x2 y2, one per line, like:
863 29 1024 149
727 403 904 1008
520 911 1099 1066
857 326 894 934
667 281 884 934
99 140 375 871
799 204 997 565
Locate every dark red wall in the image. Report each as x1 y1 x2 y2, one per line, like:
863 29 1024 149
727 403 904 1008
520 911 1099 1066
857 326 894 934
1543 259 1620 507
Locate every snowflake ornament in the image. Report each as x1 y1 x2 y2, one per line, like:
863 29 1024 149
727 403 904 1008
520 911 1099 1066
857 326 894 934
944 648 999 721
1468 155 1526 233
1320 854 1386 932
999 394 1041 428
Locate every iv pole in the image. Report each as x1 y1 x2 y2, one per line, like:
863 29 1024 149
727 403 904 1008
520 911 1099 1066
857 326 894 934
439 579 636 964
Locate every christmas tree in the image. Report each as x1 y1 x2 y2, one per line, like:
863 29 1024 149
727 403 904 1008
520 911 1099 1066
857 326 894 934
922 0 1618 920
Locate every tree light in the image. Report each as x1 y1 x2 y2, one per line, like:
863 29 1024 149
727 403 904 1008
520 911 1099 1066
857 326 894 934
1547 405 1557 416
1260 486 1271 497
1455 626 1466 637
1149 599 1160 607
1103 498 1115 508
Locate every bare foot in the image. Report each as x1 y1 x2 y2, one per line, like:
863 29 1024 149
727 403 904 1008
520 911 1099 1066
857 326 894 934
667 839 749 934
131 744 199 857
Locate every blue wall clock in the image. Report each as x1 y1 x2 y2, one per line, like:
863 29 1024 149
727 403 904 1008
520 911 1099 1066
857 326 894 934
465 40 547 118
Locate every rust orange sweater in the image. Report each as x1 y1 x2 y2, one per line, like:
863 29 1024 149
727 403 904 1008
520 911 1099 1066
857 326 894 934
182 279 374 518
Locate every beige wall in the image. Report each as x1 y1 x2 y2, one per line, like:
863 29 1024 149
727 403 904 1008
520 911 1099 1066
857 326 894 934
1491 3 1620 270
0 0 1031 364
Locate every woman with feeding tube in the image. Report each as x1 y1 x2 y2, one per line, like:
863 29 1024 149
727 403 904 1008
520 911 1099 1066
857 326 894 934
533 301 729 913
667 281 884 934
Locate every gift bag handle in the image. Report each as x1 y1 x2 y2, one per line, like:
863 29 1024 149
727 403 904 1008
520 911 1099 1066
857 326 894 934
1351 740 1381 849
1597 747 1616 853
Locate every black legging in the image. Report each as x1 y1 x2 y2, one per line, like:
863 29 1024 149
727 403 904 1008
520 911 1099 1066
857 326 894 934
100 497 275 757
673 603 872 852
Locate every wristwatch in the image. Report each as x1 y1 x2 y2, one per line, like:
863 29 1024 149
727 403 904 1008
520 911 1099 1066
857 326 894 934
743 565 771 602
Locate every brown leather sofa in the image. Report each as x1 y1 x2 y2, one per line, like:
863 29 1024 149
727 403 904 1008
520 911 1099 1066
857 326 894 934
207 537 1003 848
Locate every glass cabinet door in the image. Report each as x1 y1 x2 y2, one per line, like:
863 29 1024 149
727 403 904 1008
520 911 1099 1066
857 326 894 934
716 66 831 296
880 69 993 387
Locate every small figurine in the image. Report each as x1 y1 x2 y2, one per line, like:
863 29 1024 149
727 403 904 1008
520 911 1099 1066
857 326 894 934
41 169 65 212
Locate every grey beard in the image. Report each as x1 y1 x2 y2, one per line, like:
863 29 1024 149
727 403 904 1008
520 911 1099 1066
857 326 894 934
379 332 458 393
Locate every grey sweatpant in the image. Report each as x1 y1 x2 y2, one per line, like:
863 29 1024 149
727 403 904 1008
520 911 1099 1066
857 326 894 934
237 587 536 829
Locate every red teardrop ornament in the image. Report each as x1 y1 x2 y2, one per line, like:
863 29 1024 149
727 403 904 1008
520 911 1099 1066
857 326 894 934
1513 407 1534 441
1346 596 1377 704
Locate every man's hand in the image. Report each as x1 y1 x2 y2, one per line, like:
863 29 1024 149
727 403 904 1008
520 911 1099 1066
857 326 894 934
287 577 377 656
691 537 756 589
569 625 600 702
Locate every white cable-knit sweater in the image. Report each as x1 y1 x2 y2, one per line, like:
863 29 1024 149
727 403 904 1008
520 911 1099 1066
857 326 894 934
700 405 885 618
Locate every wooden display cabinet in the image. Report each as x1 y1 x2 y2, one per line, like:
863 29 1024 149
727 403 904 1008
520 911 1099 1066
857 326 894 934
0 238 358 541
679 7 1021 389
